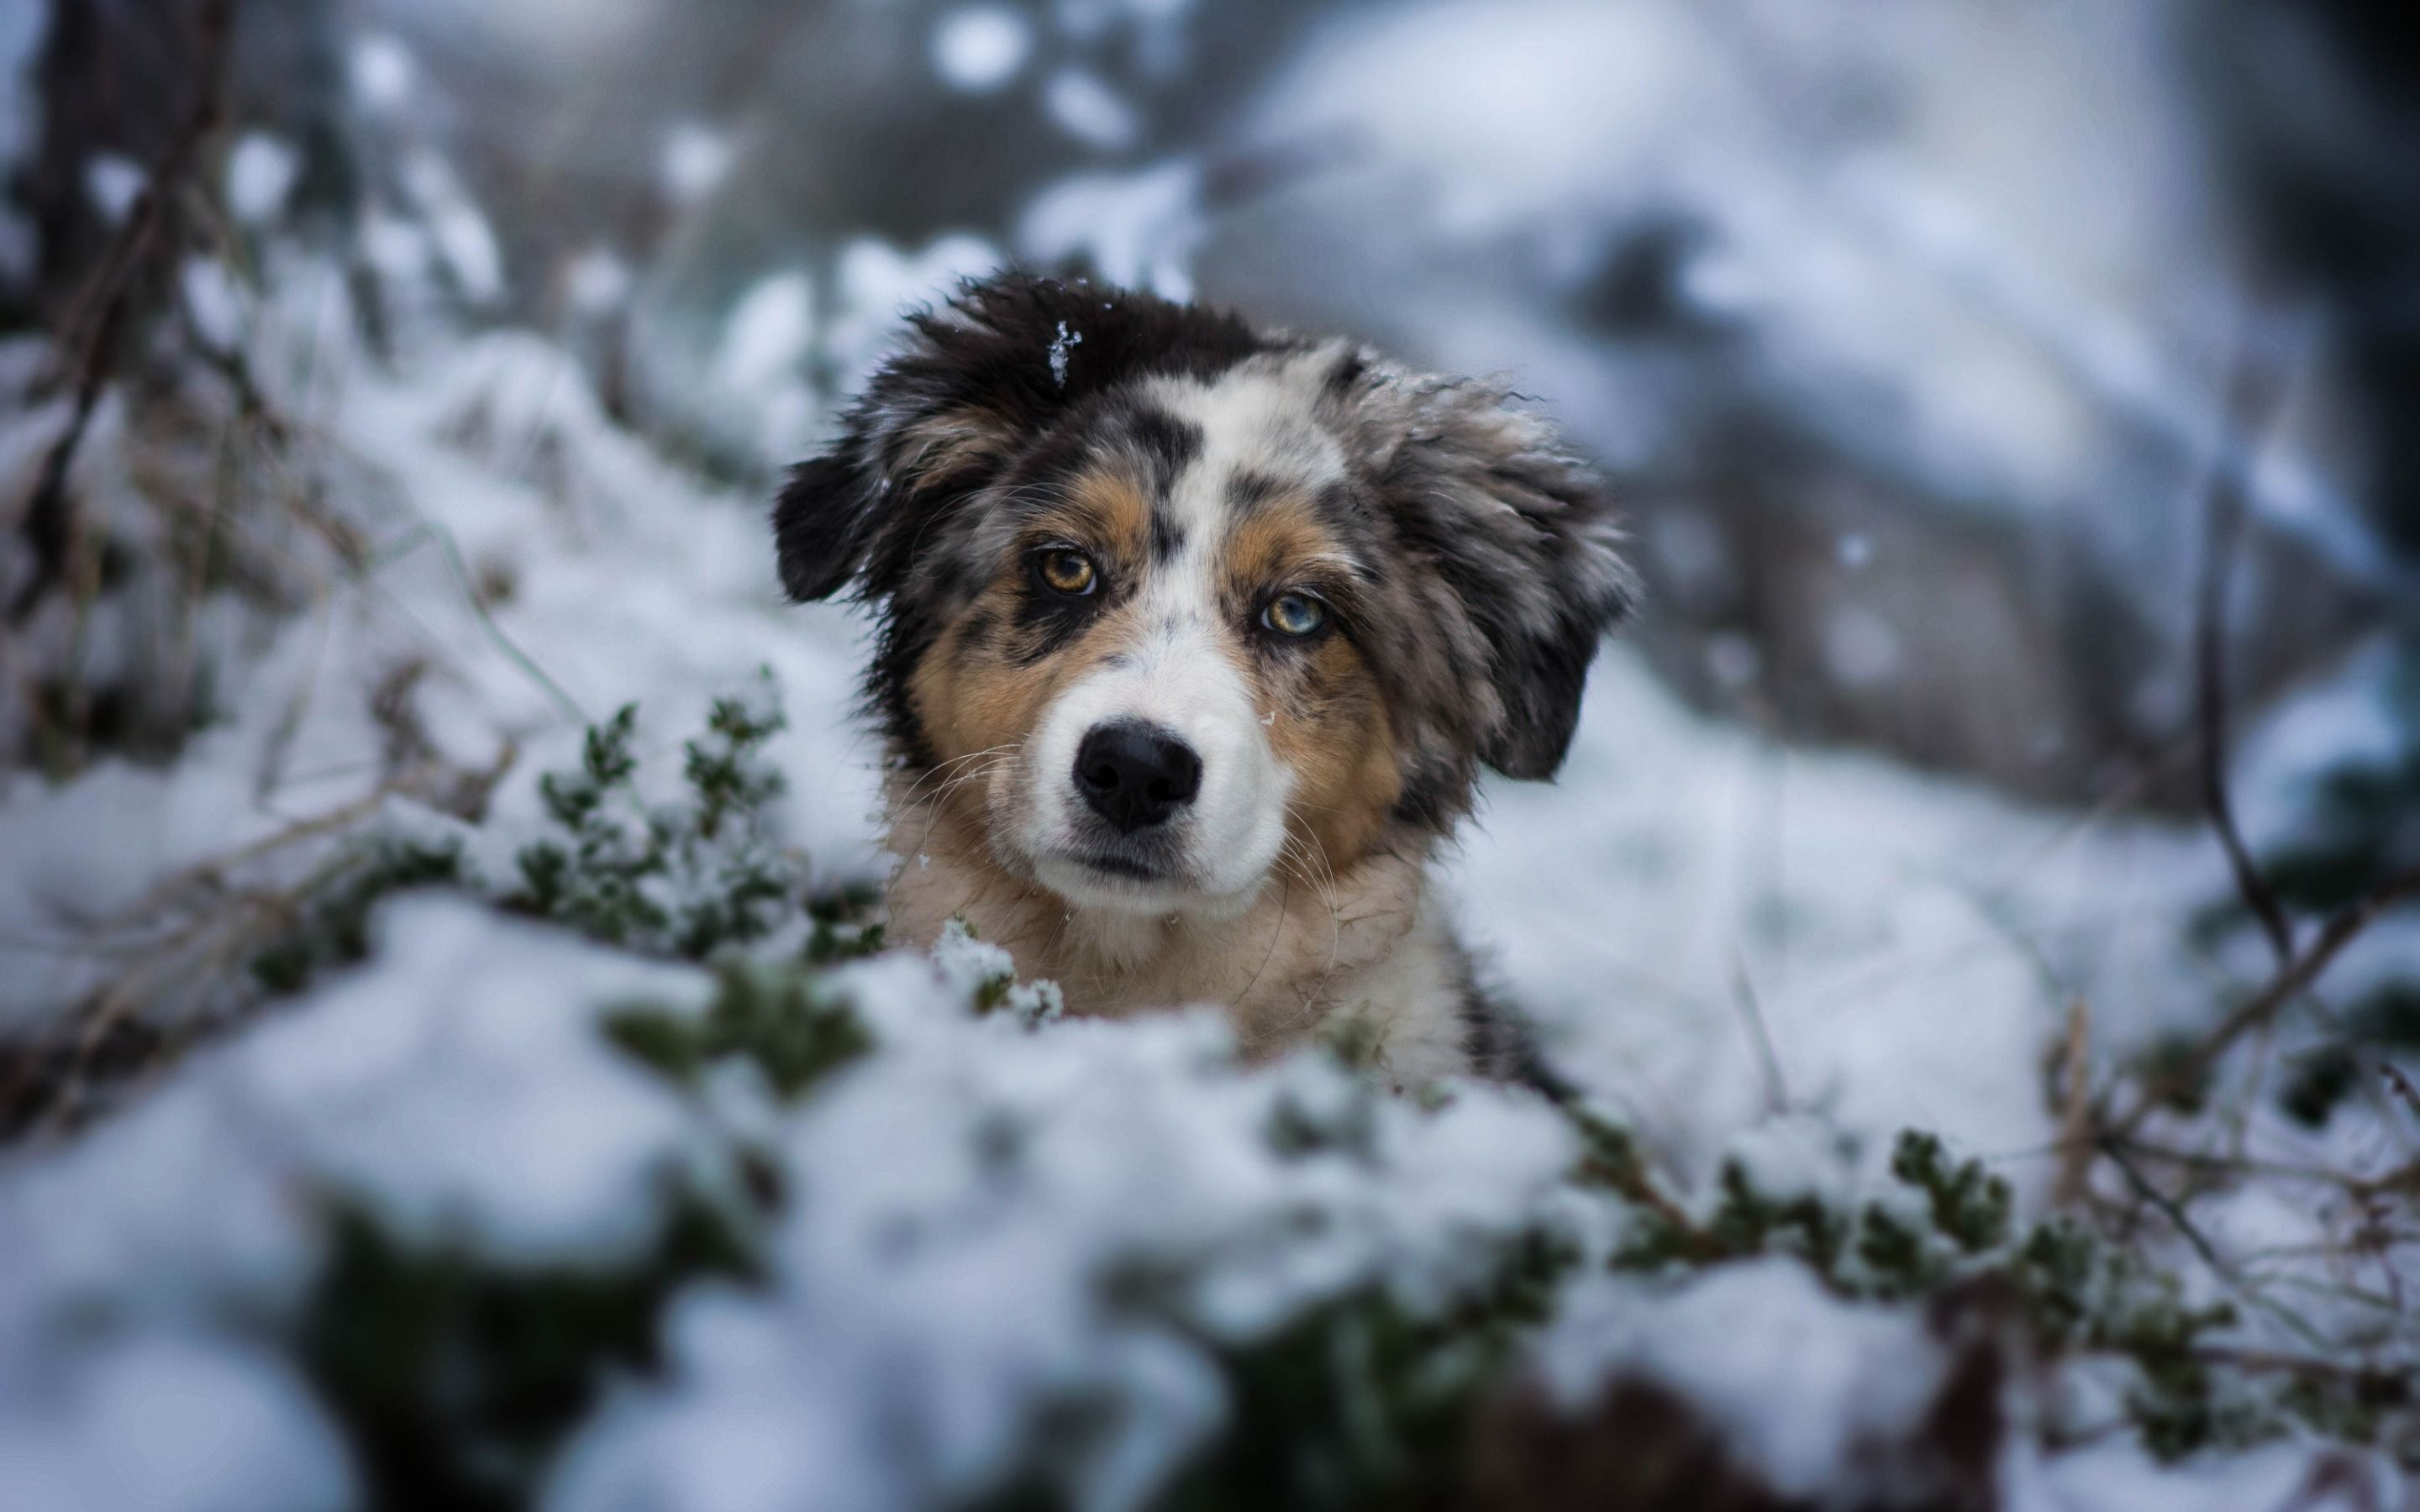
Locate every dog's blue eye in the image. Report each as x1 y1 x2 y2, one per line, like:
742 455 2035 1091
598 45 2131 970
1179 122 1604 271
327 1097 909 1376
1262 593 1325 638
1035 549 1097 596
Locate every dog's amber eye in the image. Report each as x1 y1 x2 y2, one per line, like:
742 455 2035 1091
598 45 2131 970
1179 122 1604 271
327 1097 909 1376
1035 549 1097 596
1262 592 1326 638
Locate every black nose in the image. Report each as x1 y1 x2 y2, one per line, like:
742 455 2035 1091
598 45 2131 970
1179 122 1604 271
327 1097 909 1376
1073 720 1202 833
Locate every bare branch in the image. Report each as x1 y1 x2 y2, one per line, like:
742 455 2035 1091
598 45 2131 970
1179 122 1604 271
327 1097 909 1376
2192 346 2296 969
2112 867 2420 1138
9 0 239 623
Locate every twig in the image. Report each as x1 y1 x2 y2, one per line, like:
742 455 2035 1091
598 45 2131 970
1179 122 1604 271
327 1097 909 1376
2101 1134 2232 1277
2112 1137 2420 1199
2382 1062 2420 1126
1728 954 1789 1116
2192 347 2296 969
2053 995 2096 1205
427 521 588 725
2111 868 2420 1139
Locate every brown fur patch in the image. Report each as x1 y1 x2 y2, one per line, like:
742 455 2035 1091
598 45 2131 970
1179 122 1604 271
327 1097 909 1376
903 462 1160 846
890 406 1018 490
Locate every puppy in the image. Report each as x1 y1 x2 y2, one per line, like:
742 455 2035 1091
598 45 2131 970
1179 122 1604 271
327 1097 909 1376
775 272 1634 1088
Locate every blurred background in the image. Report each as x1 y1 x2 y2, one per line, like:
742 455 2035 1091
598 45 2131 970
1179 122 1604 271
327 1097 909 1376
10 0 2415 801
6 5 2420 1506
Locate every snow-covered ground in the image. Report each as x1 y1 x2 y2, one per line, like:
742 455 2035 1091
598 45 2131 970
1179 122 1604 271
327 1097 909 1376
1 228 2410 1506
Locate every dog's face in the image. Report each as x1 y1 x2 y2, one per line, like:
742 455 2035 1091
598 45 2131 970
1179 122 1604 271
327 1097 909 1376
776 274 1634 917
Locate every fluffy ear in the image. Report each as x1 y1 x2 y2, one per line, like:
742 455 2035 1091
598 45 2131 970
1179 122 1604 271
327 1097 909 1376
771 270 1273 606
1361 377 1639 781
773 453 880 603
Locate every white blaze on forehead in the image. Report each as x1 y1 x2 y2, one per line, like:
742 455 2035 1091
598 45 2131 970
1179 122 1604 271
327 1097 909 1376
1149 359 1350 519
1139 358 1351 617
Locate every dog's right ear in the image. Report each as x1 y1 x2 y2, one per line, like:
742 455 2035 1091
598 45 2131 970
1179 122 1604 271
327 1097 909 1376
768 356 1028 607
773 453 880 603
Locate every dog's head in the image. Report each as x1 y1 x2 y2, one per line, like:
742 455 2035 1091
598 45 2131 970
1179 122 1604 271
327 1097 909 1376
776 272 1634 918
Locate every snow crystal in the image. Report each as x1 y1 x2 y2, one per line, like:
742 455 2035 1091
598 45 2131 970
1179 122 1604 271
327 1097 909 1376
1047 318 1081 386
659 121 734 204
348 33 415 113
83 153 146 225
224 133 300 228
1044 67 1141 150
931 5 1034 93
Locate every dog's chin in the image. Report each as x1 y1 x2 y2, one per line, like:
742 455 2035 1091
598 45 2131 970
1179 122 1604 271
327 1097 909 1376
1028 850 1269 921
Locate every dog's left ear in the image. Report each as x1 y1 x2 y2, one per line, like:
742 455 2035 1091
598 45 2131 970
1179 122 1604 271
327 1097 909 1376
1363 378 1639 781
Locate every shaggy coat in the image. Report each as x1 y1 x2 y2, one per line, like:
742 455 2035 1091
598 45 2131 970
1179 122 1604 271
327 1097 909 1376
775 272 1634 1087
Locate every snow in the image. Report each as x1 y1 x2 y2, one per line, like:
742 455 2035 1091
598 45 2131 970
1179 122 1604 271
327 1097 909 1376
822 233 1003 396
1447 648 2211 1182
179 255 250 353
1228 0 2400 596
1018 161 1199 300
357 211 432 282
659 122 734 206
0 903 720 1509
0 1337 355 1512
931 5 1035 94
2007 1438 2363 1512
84 153 148 225
713 271 815 393
348 33 417 114
1822 602 1906 690
0 284 883 1028
233 898 714 1256
1044 68 1142 151
402 151 506 305
549 990 1581 1511
225 133 302 228
564 247 634 317
1536 1259 1947 1499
